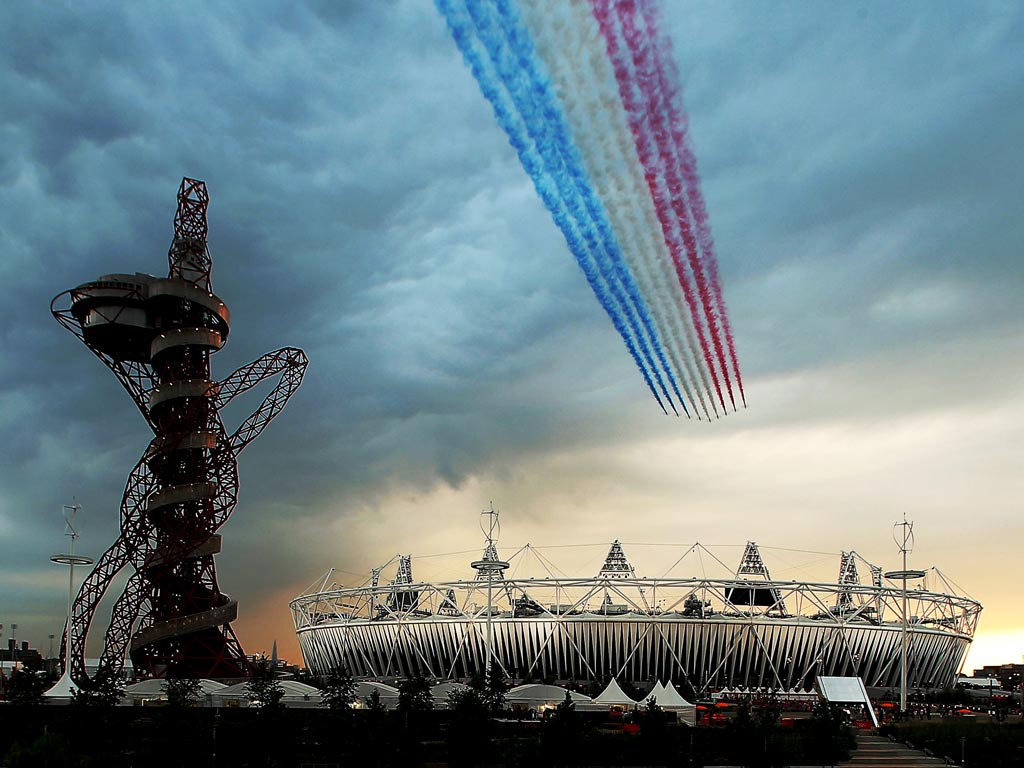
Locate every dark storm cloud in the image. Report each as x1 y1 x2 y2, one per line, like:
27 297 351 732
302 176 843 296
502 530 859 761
667 2 1024 375
1 1 1021 655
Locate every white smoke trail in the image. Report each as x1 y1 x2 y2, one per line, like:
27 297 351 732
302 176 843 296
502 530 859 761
480 0 682 413
522 0 716 418
578 1 720 419
613 0 735 409
441 0 672 410
525 5 700 418
592 0 724 414
638 1 744 407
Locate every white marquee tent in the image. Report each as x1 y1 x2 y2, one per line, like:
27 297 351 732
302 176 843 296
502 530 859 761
638 681 696 724
592 678 637 708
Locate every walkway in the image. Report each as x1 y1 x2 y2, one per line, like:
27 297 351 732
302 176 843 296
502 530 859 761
840 732 948 767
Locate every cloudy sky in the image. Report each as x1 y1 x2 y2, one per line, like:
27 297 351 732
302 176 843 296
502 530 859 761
1 1 1021 672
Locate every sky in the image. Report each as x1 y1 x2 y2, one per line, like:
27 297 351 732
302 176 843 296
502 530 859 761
1 1 1021 675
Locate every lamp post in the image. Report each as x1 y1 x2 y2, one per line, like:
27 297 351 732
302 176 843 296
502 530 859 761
50 501 93 677
470 506 508 678
885 515 925 716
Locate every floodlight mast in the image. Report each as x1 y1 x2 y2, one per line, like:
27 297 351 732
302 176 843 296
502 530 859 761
470 505 509 676
51 178 308 683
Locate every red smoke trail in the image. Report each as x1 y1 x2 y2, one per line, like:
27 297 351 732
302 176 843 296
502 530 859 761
614 0 737 411
590 0 726 414
639 0 745 406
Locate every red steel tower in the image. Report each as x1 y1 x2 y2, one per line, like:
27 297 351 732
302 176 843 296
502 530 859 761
52 178 308 682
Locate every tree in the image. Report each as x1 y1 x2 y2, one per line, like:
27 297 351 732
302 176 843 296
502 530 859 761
163 676 202 708
71 665 125 706
4 669 46 706
397 674 433 712
365 687 387 713
552 689 577 720
246 654 285 710
445 687 491 767
810 700 851 765
483 664 507 714
543 691 584 762
320 666 357 712
638 698 670 763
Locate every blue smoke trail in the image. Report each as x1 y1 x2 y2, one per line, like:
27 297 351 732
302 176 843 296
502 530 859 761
436 0 670 414
479 0 686 416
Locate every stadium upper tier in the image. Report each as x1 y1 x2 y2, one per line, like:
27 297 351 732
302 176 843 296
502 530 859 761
290 541 980 692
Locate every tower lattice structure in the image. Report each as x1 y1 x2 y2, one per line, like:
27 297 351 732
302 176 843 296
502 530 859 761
599 540 635 579
835 550 861 612
52 178 308 682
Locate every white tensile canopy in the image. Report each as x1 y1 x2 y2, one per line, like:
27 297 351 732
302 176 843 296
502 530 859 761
354 681 400 709
211 679 323 708
592 677 637 707
121 678 227 705
506 684 591 709
639 681 666 706
432 680 470 707
639 681 696 724
657 682 693 707
43 670 79 701
657 681 696 725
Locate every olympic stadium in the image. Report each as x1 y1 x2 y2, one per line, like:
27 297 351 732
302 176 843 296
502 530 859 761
290 538 981 694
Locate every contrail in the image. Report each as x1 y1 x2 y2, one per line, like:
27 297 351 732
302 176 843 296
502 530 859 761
610 0 737 411
437 0 671 413
639 0 745 406
523 0 711 418
474 0 682 413
435 0 743 415
590 0 727 412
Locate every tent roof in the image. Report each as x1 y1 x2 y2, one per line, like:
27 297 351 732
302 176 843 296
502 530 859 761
431 681 469 694
214 679 321 700
124 678 227 695
279 680 320 696
44 670 79 698
431 681 469 699
355 681 399 696
657 681 694 709
507 684 591 703
640 681 665 705
211 681 249 696
592 678 636 706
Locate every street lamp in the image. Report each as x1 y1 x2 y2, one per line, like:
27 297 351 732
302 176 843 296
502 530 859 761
50 501 93 677
884 515 925 715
